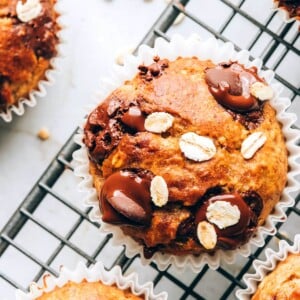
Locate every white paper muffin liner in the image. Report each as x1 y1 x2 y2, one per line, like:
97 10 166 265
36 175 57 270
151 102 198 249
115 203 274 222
236 234 300 299
0 0 67 122
73 34 300 272
15 261 167 300
273 1 300 23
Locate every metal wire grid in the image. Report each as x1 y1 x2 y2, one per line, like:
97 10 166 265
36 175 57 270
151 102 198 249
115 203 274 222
0 0 299 299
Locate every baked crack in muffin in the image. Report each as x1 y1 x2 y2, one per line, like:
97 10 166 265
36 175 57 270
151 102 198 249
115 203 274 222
252 253 300 300
83 56 288 258
0 0 59 112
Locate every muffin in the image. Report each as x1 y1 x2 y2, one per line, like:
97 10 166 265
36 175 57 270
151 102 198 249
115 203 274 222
33 281 144 300
252 253 300 300
82 55 288 257
0 0 59 114
16 261 167 300
74 35 299 270
236 234 300 299
274 0 300 21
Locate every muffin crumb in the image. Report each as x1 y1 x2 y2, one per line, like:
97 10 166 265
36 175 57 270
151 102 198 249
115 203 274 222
37 127 50 140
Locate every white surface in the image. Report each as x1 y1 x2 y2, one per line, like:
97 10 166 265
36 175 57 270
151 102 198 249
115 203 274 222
0 0 299 299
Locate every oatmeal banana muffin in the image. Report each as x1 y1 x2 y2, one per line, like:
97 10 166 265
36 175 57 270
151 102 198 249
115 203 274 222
83 56 288 258
252 253 300 300
0 0 59 112
35 281 144 300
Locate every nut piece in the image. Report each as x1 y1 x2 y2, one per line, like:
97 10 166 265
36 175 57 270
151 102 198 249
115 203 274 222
150 176 168 207
206 201 241 229
16 0 42 23
241 131 266 159
144 112 174 133
37 127 50 141
179 132 216 162
250 82 274 101
197 221 217 250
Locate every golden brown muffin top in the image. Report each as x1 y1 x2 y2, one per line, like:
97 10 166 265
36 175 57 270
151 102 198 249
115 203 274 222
36 281 144 300
252 253 300 300
0 0 59 110
84 57 287 256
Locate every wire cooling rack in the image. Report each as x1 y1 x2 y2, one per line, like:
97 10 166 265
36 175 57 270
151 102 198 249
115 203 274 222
0 0 299 299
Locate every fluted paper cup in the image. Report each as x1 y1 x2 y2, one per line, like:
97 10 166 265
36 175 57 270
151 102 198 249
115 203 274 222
236 234 300 299
15 261 167 300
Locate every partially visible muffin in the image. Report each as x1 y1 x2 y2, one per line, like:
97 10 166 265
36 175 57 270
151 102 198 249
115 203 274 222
0 0 59 112
274 0 300 20
35 281 143 300
252 253 300 300
83 56 288 258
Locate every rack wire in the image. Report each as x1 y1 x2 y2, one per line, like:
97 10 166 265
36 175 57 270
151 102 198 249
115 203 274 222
0 0 299 299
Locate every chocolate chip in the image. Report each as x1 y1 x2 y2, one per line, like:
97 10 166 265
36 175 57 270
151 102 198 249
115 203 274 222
138 65 148 75
205 62 262 113
100 169 153 226
84 98 146 164
177 216 195 239
242 190 263 217
138 57 169 81
153 56 160 62
149 63 160 76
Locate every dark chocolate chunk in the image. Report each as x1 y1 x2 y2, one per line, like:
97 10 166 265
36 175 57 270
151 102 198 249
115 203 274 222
205 62 262 112
138 57 169 81
195 192 257 249
83 97 146 164
100 169 153 226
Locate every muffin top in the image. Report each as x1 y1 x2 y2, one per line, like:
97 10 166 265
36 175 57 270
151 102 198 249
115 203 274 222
35 281 143 300
84 56 288 257
0 0 59 111
252 253 300 300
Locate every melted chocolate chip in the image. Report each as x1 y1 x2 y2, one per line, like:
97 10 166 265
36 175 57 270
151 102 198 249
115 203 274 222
205 63 262 113
121 106 146 132
227 104 264 130
100 169 153 226
84 97 146 164
13 12 58 59
138 57 169 81
177 216 195 240
195 193 257 249
242 190 263 223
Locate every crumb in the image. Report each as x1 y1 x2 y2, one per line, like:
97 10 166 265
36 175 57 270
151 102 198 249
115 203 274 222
37 127 50 140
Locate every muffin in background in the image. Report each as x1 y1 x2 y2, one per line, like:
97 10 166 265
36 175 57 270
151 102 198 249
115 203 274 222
273 0 300 21
0 0 60 116
15 261 167 300
236 234 300 299
252 252 300 300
